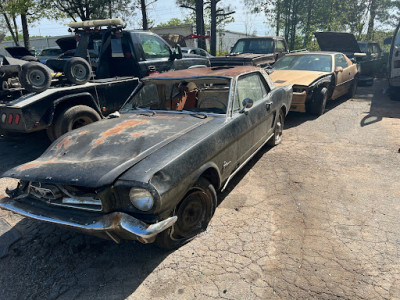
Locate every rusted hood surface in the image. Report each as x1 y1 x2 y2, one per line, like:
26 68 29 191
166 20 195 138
3 113 212 188
270 70 331 87
210 53 275 66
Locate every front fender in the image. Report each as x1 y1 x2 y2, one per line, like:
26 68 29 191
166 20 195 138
45 92 101 125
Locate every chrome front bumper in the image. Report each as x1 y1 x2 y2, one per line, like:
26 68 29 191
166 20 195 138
0 196 177 244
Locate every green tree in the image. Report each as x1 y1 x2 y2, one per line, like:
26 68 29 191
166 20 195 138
0 0 47 48
246 0 398 50
157 17 193 27
41 0 134 21
177 0 234 51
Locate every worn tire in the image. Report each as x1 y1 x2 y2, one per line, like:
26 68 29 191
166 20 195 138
19 62 52 93
21 55 39 62
64 57 91 85
156 177 217 250
267 109 284 147
53 105 100 139
347 77 358 99
308 87 328 116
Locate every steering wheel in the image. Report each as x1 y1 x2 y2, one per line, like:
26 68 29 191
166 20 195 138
198 97 227 112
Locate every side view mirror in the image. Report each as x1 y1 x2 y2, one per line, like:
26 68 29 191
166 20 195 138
240 98 253 114
171 44 183 60
335 66 343 73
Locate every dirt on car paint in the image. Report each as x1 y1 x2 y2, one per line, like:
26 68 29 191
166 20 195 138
0 79 399 299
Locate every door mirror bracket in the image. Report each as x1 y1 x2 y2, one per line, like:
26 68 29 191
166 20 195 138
239 98 254 114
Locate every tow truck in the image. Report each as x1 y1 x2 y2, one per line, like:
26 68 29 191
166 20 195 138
0 18 209 140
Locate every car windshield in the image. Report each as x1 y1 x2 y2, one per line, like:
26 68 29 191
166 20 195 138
231 39 274 54
357 42 368 53
273 54 332 72
121 78 231 114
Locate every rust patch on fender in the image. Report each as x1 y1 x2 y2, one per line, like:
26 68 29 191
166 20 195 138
18 159 57 171
57 136 72 149
92 120 149 147
77 130 89 136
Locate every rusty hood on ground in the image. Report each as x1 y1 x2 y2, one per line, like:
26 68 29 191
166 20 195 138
270 70 332 87
3 113 212 188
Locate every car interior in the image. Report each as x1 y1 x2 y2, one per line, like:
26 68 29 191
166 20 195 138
122 79 231 114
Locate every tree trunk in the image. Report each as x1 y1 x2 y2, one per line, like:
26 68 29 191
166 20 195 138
21 13 30 49
210 0 216 55
289 0 297 50
276 0 281 36
196 0 206 50
2 13 19 46
366 0 377 40
141 0 148 30
284 0 291 42
12 16 19 45
303 0 313 48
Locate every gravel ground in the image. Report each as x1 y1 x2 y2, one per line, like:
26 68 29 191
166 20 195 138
0 79 399 299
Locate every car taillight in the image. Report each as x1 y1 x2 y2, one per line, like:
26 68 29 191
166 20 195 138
1 113 6 123
14 114 20 125
7 114 13 124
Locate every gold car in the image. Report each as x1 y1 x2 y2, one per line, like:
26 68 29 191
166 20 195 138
270 52 358 115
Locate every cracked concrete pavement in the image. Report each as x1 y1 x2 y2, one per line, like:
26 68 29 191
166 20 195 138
0 79 399 299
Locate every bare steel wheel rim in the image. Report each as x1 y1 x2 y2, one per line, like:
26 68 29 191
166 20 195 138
72 64 87 80
29 70 46 86
172 189 209 239
71 116 93 130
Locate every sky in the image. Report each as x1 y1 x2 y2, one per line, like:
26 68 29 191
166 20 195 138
27 0 274 37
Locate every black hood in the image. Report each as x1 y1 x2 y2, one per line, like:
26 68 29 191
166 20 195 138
5 46 32 58
3 113 211 188
56 37 77 52
314 32 361 54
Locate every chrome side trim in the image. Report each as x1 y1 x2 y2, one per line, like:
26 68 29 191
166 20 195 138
0 197 177 243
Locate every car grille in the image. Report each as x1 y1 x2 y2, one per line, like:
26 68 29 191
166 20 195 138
28 182 102 212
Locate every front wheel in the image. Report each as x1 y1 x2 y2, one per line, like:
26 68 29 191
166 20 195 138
267 109 284 147
308 87 328 116
156 177 217 250
53 105 101 139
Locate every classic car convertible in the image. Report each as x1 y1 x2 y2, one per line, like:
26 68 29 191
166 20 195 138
270 51 358 115
0 66 292 249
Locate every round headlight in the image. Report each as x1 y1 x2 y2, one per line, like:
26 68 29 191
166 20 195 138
1 113 6 123
129 188 154 211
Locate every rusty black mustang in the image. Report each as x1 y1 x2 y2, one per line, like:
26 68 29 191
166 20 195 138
0 66 292 249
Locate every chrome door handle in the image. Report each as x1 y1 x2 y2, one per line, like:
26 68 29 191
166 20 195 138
266 101 272 111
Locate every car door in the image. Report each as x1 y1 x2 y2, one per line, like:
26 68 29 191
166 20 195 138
132 32 174 76
232 72 275 166
332 53 353 99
